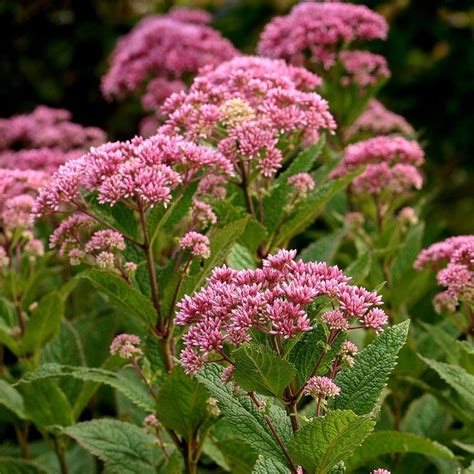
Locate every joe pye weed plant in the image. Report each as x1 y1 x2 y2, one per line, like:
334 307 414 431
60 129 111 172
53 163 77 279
0 2 472 474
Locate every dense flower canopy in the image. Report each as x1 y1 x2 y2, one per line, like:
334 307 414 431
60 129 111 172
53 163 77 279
33 133 233 216
176 249 386 374
101 8 238 109
257 2 388 69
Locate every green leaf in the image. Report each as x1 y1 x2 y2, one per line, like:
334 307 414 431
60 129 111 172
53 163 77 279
88 198 139 240
420 356 474 409
288 410 375 474
0 458 48 474
299 230 345 264
233 343 296 398
390 223 424 285
401 394 448 437
20 379 74 428
276 171 359 246
418 322 460 365
64 419 159 474
288 326 343 390
253 455 289 474
80 269 156 325
0 380 26 420
19 363 155 416
346 431 458 470
196 364 292 467
155 365 209 440
227 243 256 270
183 217 249 296
344 252 372 285
20 292 64 354
332 321 409 415
147 182 197 246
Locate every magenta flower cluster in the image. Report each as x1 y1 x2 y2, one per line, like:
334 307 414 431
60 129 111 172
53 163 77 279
175 249 386 374
110 334 143 360
415 236 474 312
101 8 238 111
332 135 424 195
160 56 335 178
257 2 388 69
348 99 415 139
33 132 233 216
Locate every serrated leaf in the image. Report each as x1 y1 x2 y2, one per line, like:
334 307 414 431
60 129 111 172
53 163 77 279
0 458 48 474
147 182 197 246
401 394 448 437
20 379 74 428
346 431 458 470
288 326 343 390
390 222 424 285
0 380 26 420
344 252 372 285
233 343 296 398
288 410 375 474
299 230 345 264
64 419 159 474
332 321 409 415
264 138 326 232
276 171 359 246
252 455 289 473
19 363 155 415
227 243 256 270
182 217 249 296
155 365 209 440
196 364 292 467
420 356 474 409
80 269 156 325
20 292 64 354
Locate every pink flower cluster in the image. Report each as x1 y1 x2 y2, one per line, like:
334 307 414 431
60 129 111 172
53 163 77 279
339 51 391 88
0 169 48 231
288 173 315 197
161 56 335 178
175 249 386 374
101 9 238 112
303 376 340 399
257 2 388 69
415 236 474 312
179 231 211 259
33 133 233 216
0 106 105 152
348 99 415 139
110 334 142 360
332 136 424 195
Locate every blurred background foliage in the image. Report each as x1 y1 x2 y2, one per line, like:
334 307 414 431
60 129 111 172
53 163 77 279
1 0 473 235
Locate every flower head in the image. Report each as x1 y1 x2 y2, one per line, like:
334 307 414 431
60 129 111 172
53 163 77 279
258 2 388 69
303 376 340 398
180 231 211 259
110 334 142 360
288 173 315 196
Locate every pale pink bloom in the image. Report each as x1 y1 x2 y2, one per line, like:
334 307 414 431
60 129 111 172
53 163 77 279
339 50 391 88
0 106 105 152
124 261 138 274
371 470 391 474
49 214 95 250
221 365 234 383
348 99 415 139
321 309 349 330
398 207 418 226
197 175 227 200
85 230 126 254
167 6 212 25
110 334 142 359
288 173 315 196
2 194 35 230
143 414 161 434
180 231 211 259
258 2 388 69
24 239 44 258
303 376 340 398
332 136 424 196
191 199 217 227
